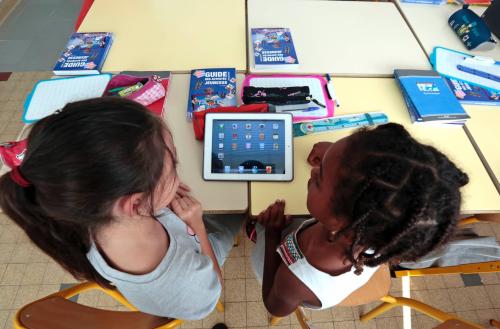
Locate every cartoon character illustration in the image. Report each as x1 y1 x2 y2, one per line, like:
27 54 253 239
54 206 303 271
254 41 263 52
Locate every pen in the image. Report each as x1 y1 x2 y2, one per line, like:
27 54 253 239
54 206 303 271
107 86 126 93
457 64 500 83
325 74 340 107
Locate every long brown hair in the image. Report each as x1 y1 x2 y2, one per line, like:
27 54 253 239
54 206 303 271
0 97 173 287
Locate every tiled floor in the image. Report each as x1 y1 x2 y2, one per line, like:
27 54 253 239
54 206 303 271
0 0 82 72
1 73 500 329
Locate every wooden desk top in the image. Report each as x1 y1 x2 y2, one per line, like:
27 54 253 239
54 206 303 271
78 0 247 73
396 1 500 59
164 74 248 213
250 78 500 215
464 106 500 193
247 0 430 76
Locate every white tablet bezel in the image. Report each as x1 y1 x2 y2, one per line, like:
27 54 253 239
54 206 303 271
203 112 293 181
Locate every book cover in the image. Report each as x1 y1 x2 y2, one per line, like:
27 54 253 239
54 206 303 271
251 28 299 69
394 69 470 124
187 68 237 120
445 77 500 106
53 32 113 75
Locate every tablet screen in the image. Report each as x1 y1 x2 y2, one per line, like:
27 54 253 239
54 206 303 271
211 119 286 175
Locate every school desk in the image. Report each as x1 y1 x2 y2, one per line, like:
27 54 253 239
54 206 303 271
395 1 500 59
77 0 246 73
164 74 247 213
250 78 500 216
463 106 500 194
247 0 431 77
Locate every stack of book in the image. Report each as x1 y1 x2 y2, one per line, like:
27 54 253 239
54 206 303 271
394 69 470 125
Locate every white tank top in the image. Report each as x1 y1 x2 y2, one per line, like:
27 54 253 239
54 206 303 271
276 219 379 310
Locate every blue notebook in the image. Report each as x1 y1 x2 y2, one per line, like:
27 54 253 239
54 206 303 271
394 69 470 124
251 28 299 69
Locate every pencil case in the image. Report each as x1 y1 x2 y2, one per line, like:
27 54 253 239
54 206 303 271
0 139 28 169
448 6 496 50
192 103 269 141
243 86 312 105
104 74 166 107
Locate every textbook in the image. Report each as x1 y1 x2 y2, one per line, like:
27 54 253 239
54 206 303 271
53 32 113 75
445 77 500 106
251 28 299 69
187 68 237 120
394 69 470 124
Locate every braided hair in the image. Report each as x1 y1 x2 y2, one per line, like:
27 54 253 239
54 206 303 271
332 123 469 274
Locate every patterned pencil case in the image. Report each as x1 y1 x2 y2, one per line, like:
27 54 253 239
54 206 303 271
243 86 312 105
448 6 496 50
104 74 166 107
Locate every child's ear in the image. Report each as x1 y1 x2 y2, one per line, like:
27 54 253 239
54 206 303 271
112 193 146 218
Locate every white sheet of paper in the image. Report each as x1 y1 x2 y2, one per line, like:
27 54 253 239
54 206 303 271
23 74 112 123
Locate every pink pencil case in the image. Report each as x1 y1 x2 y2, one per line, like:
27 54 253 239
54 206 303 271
241 74 335 123
104 74 166 107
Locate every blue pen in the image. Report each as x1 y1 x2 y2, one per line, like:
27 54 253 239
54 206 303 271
325 74 340 107
302 107 321 112
457 64 500 83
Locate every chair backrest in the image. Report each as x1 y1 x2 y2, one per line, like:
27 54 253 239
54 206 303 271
16 296 172 329
338 264 391 306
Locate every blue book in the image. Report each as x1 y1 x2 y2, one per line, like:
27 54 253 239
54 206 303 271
445 77 500 106
187 68 237 120
53 32 113 76
251 28 299 69
394 69 470 124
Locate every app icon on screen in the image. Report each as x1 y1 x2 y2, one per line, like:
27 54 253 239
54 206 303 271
265 166 272 174
217 153 224 160
224 165 231 173
219 124 224 130
273 143 279 150
218 133 224 139
232 124 238 129
218 143 224 149
273 123 279 130
245 142 251 149
252 166 258 174
245 123 252 130
245 134 252 140
238 166 244 173
259 123 265 129
259 132 265 140
259 143 265 150
232 133 238 139
232 143 237 150
272 133 279 140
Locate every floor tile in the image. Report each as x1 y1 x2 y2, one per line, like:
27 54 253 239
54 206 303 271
12 285 39 309
225 279 246 302
486 285 500 308
223 257 246 279
0 285 18 310
245 278 261 302
224 302 247 328
246 301 268 327
374 317 398 329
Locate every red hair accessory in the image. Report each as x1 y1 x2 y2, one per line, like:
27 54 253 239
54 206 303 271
10 167 31 187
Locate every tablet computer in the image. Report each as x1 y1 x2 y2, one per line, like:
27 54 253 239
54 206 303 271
203 113 293 181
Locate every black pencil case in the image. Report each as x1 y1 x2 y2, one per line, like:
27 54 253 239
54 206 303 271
243 86 311 105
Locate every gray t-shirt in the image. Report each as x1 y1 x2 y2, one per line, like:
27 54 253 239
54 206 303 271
87 208 221 320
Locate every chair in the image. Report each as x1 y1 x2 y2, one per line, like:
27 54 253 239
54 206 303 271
270 265 483 329
14 281 224 329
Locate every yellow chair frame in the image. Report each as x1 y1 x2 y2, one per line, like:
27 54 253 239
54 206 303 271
14 282 224 329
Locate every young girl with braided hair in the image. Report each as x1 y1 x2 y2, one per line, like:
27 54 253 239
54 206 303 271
250 123 469 316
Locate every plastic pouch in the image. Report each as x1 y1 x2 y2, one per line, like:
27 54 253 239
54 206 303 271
104 74 166 107
449 6 497 50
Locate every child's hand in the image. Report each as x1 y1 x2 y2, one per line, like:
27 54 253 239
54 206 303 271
171 195 204 232
307 142 333 167
176 182 191 198
256 200 290 233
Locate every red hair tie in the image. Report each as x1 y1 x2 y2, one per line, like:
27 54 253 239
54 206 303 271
10 167 31 188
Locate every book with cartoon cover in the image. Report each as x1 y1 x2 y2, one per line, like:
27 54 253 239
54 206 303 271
251 28 299 69
445 77 499 106
53 32 113 75
187 68 237 120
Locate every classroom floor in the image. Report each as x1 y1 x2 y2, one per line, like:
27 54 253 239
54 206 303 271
0 0 82 72
0 73 499 329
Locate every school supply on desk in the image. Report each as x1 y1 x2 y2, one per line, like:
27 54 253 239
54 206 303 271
401 0 446 5
23 74 112 123
251 28 299 69
192 104 269 141
0 140 27 169
203 113 293 181
104 75 166 107
431 47 500 92
293 112 389 137
325 74 340 107
187 68 237 121
450 0 491 6
243 86 325 108
242 74 335 123
53 32 113 76
445 77 500 105
482 0 500 38
448 6 496 50
394 69 470 125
